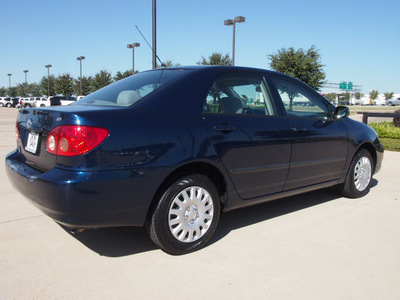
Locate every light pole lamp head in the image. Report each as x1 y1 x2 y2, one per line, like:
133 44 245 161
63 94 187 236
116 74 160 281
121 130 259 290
23 70 29 73
224 19 233 26
234 16 245 23
127 43 140 48
45 64 52 68
77 56 85 61
7 73 12 76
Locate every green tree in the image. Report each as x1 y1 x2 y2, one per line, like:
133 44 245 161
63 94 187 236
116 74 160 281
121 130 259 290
370 90 379 100
92 70 113 92
7 87 18 97
0 87 7 97
114 70 133 81
324 93 337 103
384 92 394 100
197 52 232 65
268 46 326 90
55 73 74 96
73 76 92 95
40 75 56 96
29 83 42 97
17 83 29 97
355 92 363 100
369 90 379 105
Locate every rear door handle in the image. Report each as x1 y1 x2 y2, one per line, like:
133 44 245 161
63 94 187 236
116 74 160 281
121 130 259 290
214 123 236 133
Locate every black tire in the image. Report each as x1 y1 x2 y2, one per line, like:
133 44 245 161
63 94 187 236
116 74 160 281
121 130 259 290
340 149 374 198
148 174 220 255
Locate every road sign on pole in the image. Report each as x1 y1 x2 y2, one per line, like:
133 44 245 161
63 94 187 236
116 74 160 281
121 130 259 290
340 82 347 90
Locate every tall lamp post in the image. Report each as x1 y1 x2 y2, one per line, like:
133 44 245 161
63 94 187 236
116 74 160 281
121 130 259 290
224 16 245 66
23 70 29 84
76 56 85 95
7 74 12 88
152 0 157 69
45 64 52 97
127 43 140 75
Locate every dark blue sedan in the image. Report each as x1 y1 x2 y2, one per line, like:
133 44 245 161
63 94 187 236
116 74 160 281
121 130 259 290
6 66 384 254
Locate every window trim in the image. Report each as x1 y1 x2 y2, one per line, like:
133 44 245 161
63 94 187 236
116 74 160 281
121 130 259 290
202 72 279 118
268 74 335 120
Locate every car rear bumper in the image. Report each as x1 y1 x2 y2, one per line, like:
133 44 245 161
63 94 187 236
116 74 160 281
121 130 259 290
5 150 162 229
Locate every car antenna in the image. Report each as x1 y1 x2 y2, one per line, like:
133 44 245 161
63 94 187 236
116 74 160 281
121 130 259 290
135 25 166 68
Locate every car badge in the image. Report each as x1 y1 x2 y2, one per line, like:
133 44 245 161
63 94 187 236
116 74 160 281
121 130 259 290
27 119 33 129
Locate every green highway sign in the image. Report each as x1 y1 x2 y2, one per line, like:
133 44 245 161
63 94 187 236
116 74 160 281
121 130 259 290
340 82 347 90
348 82 353 90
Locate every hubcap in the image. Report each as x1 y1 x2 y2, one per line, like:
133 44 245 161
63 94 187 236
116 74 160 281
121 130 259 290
354 156 372 192
168 186 214 243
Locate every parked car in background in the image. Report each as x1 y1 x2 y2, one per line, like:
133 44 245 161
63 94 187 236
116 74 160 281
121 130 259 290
0 97 13 107
20 97 35 107
387 97 400 106
6 66 384 255
49 96 76 106
77 95 85 100
12 98 20 108
33 97 49 107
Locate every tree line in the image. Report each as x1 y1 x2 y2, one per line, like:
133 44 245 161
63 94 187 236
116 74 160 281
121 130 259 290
2 46 393 99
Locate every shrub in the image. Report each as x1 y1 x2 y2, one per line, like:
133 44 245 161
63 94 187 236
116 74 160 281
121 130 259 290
394 109 400 128
369 122 400 139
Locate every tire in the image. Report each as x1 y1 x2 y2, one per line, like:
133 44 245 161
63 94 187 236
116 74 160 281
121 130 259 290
340 149 374 198
0 103 3 107
148 174 220 255
6 103 11 108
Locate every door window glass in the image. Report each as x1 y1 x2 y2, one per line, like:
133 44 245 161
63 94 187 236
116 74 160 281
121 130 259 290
203 75 276 116
271 77 330 119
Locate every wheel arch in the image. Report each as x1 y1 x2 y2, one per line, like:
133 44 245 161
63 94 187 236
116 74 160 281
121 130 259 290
146 161 228 222
354 142 378 172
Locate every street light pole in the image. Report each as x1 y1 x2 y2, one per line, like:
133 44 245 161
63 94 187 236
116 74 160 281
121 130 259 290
127 43 140 75
45 64 52 97
224 16 245 66
7 74 12 88
152 0 157 69
76 56 85 95
23 70 29 84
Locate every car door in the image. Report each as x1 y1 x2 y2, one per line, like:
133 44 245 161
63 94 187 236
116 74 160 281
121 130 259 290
202 73 292 200
269 76 349 191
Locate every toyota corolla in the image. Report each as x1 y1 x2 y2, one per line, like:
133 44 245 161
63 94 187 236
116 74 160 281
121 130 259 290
6 66 384 254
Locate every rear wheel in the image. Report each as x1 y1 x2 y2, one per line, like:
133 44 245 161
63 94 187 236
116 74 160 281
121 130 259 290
149 174 220 255
340 149 374 198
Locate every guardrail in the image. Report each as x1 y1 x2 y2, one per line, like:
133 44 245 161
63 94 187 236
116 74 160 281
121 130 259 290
357 112 400 124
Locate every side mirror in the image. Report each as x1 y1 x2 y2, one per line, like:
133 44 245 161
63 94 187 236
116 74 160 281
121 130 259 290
333 106 349 119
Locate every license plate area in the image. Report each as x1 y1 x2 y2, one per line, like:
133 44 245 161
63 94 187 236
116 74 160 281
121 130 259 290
25 132 40 154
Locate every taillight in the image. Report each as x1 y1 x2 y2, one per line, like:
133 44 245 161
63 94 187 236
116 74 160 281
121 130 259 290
16 121 20 140
46 125 109 156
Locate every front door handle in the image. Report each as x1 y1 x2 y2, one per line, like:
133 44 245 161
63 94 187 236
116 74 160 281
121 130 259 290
292 125 308 133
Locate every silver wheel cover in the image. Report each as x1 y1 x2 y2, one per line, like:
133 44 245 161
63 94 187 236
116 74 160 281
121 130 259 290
168 186 214 243
354 156 372 192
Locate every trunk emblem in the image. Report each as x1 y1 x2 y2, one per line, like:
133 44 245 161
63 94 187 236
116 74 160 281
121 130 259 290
27 119 33 129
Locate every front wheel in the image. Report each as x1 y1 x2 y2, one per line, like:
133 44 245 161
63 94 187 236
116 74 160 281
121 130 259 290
340 149 374 198
148 174 220 255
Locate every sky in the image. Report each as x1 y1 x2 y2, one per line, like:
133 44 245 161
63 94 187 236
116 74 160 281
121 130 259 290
1 0 399 94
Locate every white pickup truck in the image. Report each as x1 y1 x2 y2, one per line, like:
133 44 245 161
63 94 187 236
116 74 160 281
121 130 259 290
48 96 77 106
387 97 400 106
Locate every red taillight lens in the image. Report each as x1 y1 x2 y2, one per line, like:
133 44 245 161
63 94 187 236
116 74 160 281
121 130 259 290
16 121 21 140
46 125 109 156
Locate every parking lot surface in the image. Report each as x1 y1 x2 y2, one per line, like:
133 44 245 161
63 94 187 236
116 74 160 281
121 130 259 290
1 108 400 299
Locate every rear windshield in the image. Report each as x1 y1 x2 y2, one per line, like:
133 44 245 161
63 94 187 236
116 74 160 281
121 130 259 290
74 69 192 107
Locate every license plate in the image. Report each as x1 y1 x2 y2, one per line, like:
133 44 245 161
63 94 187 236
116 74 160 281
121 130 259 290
25 132 39 154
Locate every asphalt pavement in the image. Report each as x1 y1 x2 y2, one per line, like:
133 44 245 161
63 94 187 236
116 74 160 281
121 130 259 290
1 108 399 299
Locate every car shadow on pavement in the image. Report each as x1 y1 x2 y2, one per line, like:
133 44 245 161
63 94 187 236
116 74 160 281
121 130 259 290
63 180 378 257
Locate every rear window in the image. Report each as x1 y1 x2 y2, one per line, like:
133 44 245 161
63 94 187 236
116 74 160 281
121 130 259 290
74 69 191 107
